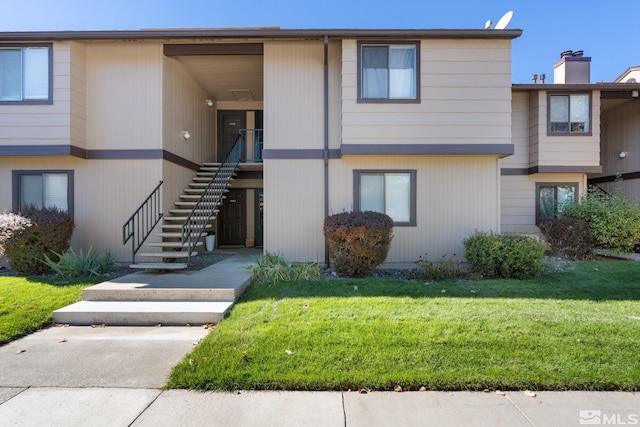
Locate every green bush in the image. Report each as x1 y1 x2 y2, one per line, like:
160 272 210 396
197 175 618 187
2 206 74 275
561 188 640 252
324 211 393 278
463 231 546 279
43 246 115 279
539 218 594 260
247 252 321 284
409 254 466 282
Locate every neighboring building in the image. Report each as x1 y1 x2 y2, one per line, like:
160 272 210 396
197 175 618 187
1 28 639 267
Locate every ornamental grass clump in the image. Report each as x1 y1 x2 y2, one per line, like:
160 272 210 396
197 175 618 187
324 211 393 277
0 206 74 275
247 251 321 284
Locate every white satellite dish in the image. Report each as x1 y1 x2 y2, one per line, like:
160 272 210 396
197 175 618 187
484 19 493 30
494 11 514 30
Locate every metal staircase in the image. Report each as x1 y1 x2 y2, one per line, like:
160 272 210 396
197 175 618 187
125 135 243 271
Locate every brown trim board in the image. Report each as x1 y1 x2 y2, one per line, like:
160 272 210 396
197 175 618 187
501 166 603 175
342 144 514 156
0 145 200 170
262 149 341 159
164 43 263 56
588 171 640 185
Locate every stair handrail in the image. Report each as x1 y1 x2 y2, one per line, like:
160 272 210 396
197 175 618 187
122 180 163 264
181 134 243 262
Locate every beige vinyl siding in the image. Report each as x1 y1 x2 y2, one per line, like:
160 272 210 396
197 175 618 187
531 90 601 167
528 92 540 166
342 39 513 146
162 56 215 164
0 43 75 146
597 99 640 200
264 159 325 262
69 42 87 148
500 173 587 234
328 40 342 150
329 156 500 263
86 42 162 150
501 91 529 168
263 40 324 150
0 156 162 262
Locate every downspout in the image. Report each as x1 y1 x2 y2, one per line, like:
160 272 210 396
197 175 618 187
323 35 330 267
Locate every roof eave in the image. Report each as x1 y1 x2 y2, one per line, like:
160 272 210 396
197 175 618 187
0 28 523 42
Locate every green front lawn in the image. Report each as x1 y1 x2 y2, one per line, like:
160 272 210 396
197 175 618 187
0 276 101 345
168 260 640 391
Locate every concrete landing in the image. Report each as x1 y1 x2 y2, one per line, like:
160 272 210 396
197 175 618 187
53 249 259 326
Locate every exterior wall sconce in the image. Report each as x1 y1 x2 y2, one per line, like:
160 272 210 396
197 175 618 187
206 99 214 107
619 151 628 159
182 131 191 140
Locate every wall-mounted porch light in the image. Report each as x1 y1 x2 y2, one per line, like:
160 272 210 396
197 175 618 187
182 131 191 140
206 99 214 107
619 151 628 159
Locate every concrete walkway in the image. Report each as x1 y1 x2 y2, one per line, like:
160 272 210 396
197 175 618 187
1 250 639 426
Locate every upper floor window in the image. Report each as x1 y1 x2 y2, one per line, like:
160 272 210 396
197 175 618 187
548 93 590 134
358 42 419 103
12 170 74 215
0 45 52 103
354 170 417 226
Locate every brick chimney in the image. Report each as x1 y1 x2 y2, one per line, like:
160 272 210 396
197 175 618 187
553 50 591 84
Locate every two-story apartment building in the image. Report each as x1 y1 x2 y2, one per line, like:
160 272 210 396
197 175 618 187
1 27 638 267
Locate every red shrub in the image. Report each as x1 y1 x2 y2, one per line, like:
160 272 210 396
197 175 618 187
324 211 393 277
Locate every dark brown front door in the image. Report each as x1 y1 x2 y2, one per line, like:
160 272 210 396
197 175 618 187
217 111 245 162
219 189 246 246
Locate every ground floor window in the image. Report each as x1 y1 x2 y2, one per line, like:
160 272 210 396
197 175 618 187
12 170 74 214
536 183 577 223
353 170 416 226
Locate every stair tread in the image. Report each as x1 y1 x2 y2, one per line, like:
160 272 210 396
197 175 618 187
162 224 212 229
129 262 188 269
137 251 197 258
147 242 203 247
56 300 233 312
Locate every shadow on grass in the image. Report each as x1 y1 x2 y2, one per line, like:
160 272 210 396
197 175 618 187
241 260 640 302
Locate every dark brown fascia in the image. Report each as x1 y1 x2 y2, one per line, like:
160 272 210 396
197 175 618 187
0 28 522 42
501 166 603 175
513 82 640 92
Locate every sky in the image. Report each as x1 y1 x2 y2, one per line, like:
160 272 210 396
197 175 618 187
2 0 639 84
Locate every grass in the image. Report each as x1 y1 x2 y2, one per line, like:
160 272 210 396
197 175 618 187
168 260 640 392
0 275 103 345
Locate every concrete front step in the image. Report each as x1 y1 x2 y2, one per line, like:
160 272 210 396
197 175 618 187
53 300 234 326
130 262 188 270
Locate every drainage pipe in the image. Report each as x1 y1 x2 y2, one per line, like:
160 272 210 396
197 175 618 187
323 35 330 267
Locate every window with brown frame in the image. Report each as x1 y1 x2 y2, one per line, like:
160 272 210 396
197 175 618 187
357 42 420 103
536 182 577 224
353 170 417 226
548 93 591 134
0 44 53 104
12 170 74 215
